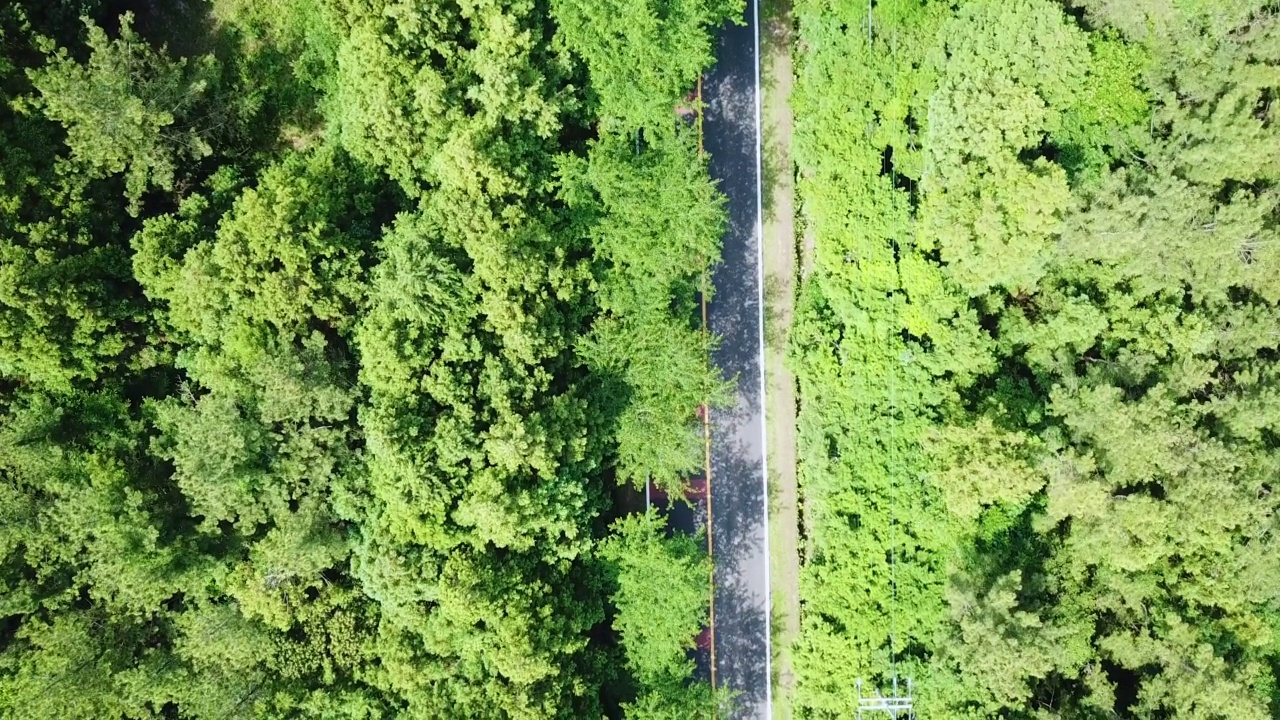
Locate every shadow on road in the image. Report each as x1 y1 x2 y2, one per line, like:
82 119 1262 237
702 9 771 718
711 434 770 715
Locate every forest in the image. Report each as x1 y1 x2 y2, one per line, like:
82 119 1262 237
0 0 741 717
8 0 1280 717
790 0 1280 717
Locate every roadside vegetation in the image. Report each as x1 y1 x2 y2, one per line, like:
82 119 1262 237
791 0 1280 716
0 0 738 717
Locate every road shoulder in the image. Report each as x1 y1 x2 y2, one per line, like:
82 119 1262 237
760 0 799 716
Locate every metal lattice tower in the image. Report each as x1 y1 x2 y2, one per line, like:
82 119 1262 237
856 678 915 720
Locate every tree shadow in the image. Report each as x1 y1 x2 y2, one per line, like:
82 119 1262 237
763 271 792 354
703 371 770 712
700 14 774 716
103 0 218 59
758 0 794 228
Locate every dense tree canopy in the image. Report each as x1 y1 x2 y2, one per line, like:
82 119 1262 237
25 13 218 215
17 0 1273 716
0 0 730 717
791 0 1280 716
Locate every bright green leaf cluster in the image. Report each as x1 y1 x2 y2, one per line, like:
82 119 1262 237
0 0 730 717
793 0 1280 716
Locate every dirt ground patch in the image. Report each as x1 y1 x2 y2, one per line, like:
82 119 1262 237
760 0 800 716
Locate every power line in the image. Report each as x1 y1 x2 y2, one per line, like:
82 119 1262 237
857 6 915 716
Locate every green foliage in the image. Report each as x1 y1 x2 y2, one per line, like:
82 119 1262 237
926 418 1045 523
212 0 341 103
921 0 1088 297
0 613 136 718
567 130 729 493
1055 34 1151 178
622 677 730 719
552 0 743 132
599 511 726 718
0 22 146 388
24 13 218 215
0 0 731 717
137 147 379 349
793 0 1280 716
601 512 709 684
0 222 143 389
323 0 571 198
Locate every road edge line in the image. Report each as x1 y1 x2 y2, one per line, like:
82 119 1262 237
752 0 774 713
697 72 718 698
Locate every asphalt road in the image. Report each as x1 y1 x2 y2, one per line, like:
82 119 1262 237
703 4 771 717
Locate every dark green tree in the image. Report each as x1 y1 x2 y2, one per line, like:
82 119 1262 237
25 13 218 215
